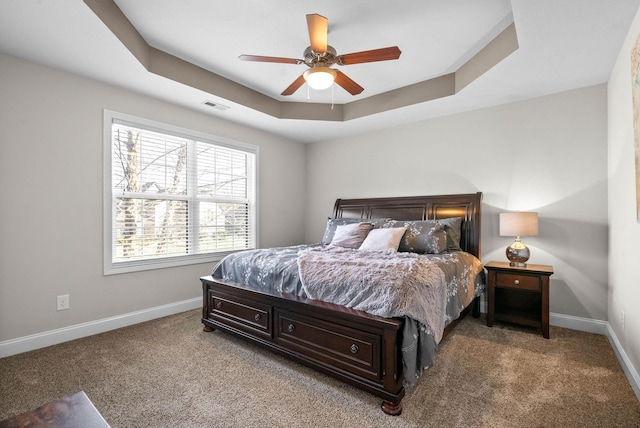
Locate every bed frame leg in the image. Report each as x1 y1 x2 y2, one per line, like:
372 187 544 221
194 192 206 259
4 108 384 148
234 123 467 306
381 400 402 416
202 324 214 332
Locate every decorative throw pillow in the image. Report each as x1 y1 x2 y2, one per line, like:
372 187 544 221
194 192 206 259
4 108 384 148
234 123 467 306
329 223 374 248
383 220 447 253
358 227 407 251
321 217 391 245
436 217 463 251
321 217 360 245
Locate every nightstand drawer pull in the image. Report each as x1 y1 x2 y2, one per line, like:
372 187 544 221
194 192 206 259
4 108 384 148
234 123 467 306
514 280 520 285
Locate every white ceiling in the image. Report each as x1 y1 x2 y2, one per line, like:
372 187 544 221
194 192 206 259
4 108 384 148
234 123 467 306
1 0 639 143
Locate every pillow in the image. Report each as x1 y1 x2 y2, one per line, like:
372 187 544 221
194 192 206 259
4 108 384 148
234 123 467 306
368 218 392 229
329 223 374 248
359 227 407 252
436 217 463 251
321 217 390 245
321 217 360 245
383 220 447 254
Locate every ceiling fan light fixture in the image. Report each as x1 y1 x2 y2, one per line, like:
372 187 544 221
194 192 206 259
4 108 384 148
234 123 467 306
303 67 337 90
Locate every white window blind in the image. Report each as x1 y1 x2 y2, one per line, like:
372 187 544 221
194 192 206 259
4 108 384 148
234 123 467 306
104 110 257 275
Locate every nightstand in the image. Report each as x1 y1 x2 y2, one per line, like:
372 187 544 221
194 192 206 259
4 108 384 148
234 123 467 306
485 261 554 338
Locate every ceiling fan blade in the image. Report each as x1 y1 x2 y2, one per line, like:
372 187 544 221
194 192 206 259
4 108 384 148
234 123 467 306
334 70 364 95
239 54 301 64
306 13 328 53
281 74 307 96
338 46 402 65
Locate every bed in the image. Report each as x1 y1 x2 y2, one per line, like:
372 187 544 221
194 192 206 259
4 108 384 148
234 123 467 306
201 192 484 415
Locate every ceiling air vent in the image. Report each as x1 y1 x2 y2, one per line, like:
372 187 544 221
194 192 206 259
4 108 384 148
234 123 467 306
202 100 229 111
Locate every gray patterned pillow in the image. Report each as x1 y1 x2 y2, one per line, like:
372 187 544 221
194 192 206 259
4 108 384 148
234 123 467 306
368 218 392 229
383 220 447 254
329 223 374 249
436 217 463 251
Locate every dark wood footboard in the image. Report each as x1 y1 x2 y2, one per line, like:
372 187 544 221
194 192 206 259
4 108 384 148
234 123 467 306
201 276 406 414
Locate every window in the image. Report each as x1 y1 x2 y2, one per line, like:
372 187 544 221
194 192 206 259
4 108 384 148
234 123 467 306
104 110 258 275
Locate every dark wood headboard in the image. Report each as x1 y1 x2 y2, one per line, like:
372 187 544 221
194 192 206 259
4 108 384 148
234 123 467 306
332 192 482 258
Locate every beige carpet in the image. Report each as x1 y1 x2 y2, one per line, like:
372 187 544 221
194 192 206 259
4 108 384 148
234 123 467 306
1 310 638 427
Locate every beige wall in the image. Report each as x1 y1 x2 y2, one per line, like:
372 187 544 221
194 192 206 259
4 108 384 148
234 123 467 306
0 48 621 362
0 54 306 342
306 84 609 321
608 6 640 385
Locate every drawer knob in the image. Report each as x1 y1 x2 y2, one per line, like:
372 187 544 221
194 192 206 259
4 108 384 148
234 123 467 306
216 301 223 309
254 313 261 321
350 344 359 354
288 324 295 333
514 280 520 285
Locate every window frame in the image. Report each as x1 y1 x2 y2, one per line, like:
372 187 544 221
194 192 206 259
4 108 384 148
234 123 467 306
103 110 259 275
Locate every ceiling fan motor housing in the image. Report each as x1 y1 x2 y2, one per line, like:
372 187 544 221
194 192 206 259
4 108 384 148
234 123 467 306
304 45 338 67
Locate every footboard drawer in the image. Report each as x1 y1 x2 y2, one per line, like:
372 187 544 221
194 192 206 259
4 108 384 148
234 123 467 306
207 290 272 339
274 309 382 382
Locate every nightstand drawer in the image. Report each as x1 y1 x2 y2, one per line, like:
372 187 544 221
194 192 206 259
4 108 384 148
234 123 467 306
495 272 540 291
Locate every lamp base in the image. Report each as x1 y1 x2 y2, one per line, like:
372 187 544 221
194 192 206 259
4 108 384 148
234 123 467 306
506 237 530 267
509 261 527 267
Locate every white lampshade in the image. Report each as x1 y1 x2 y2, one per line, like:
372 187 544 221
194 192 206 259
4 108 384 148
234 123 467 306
303 67 337 90
499 212 538 237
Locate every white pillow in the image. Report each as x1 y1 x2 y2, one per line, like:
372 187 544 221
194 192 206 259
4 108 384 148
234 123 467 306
358 227 407 251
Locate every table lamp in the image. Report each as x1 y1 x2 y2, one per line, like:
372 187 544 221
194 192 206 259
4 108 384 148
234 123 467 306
499 212 538 267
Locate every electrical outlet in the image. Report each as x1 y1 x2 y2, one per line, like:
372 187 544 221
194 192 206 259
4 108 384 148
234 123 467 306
57 294 70 311
621 309 625 329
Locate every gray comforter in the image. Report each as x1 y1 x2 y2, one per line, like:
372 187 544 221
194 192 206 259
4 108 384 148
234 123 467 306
211 244 484 386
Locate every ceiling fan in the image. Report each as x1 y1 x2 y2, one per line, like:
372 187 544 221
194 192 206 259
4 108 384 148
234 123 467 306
239 13 402 96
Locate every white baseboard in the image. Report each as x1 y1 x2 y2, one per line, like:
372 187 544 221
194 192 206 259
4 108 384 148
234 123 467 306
606 323 640 401
549 312 609 335
0 297 201 359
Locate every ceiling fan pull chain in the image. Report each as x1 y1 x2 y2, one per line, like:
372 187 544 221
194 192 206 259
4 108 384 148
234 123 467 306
331 84 334 110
